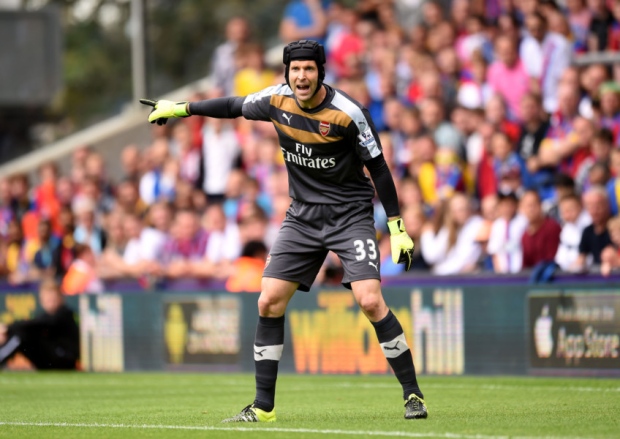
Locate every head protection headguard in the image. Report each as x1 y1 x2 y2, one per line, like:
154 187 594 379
283 40 326 96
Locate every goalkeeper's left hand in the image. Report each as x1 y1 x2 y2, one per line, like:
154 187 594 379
139 99 189 126
387 217 414 271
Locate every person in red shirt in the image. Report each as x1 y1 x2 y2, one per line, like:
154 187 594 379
520 189 561 269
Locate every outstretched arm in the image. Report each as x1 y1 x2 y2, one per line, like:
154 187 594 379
140 96 245 125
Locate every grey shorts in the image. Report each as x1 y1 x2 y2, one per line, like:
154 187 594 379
263 199 381 291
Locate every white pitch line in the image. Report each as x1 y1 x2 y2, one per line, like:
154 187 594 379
0 421 596 439
330 383 620 393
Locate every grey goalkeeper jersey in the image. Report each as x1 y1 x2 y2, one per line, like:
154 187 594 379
242 83 382 205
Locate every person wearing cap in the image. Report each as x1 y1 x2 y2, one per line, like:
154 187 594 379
140 40 426 422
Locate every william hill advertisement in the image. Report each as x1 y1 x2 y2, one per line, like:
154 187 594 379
163 295 241 367
529 292 620 370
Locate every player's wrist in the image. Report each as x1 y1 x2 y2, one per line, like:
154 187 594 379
387 217 405 235
173 102 190 117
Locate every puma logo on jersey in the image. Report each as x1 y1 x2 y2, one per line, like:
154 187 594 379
282 113 293 125
384 341 401 351
254 348 267 357
368 261 378 271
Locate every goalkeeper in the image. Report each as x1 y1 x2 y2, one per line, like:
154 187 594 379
141 40 426 422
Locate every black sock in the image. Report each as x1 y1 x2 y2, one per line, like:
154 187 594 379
372 310 422 400
253 315 285 412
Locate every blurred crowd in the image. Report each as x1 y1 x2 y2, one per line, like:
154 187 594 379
2 0 620 293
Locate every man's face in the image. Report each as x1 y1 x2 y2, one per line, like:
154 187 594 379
584 192 609 224
289 60 320 105
559 199 580 224
521 193 542 223
40 288 62 315
496 38 517 67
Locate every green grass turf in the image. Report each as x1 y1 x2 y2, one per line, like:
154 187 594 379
0 373 618 439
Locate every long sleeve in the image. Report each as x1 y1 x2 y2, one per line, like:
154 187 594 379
188 96 245 118
365 154 400 218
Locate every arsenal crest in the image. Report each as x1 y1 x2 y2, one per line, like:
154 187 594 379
319 121 330 136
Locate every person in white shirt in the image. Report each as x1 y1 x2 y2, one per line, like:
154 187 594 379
199 117 241 201
421 193 484 275
122 212 167 277
555 193 592 271
520 12 572 113
203 203 241 263
487 192 528 273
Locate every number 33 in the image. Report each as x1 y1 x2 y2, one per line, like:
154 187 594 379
353 239 377 261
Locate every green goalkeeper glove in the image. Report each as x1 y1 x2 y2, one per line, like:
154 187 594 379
387 217 414 271
139 99 189 126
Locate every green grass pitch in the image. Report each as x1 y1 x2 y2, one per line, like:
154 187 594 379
0 373 618 438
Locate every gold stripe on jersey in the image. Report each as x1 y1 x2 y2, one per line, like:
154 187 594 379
270 95 353 128
272 119 343 144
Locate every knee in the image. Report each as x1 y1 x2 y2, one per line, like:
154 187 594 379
357 294 385 320
257 293 287 317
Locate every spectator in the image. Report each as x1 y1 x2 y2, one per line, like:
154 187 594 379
279 0 329 45
610 0 620 51
457 52 492 110
62 244 104 295
225 240 268 292
139 138 176 205
487 192 528 274
600 215 620 276
73 198 106 257
3 218 34 285
418 147 464 206
114 178 148 218
0 177 12 238
599 82 620 146
56 176 75 210
84 152 115 212
520 190 562 269
157 209 211 280
56 206 76 277
32 218 62 280
572 185 613 271
33 162 61 234
211 16 251 96
146 201 173 237
233 43 276 96
419 98 462 153
204 203 241 264
455 14 491 65
198 116 241 203
566 0 592 53
517 93 551 187
120 144 142 182
490 131 528 195
520 12 572 113
8 173 32 223
547 172 578 222
555 193 592 271
487 35 530 120
607 147 620 215
420 194 484 275
329 8 365 79
171 122 201 185
97 210 127 279
0 278 79 370
587 0 614 52
121 212 166 278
